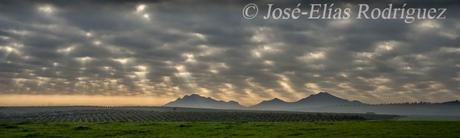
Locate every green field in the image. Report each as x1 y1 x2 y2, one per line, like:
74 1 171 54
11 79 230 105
1 121 460 137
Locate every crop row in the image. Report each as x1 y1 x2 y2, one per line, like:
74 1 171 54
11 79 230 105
0 110 373 122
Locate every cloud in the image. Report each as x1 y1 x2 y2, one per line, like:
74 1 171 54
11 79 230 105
0 0 459 105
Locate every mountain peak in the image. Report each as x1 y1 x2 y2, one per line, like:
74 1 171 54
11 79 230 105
164 94 243 109
182 93 206 99
313 91 333 96
296 92 352 104
256 98 288 105
268 98 284 102
308 92 338 99
188 93 201 96
253 97 289 108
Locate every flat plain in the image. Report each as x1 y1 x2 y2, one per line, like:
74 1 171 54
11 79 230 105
1 106 459 137
1 121 460 137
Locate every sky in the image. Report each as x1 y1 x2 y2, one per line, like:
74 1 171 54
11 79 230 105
0 0 459 106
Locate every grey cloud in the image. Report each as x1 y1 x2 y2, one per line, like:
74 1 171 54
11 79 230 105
0 0 459 105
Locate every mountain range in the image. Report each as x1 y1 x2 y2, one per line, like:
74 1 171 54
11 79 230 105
253 92 363 109
164 92 460 116
164 94 244 109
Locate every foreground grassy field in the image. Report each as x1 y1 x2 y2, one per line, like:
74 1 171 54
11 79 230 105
1 121 460 137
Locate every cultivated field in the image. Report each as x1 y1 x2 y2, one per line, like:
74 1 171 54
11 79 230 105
0 106 397 122
1 121 460 137
1 106 459 137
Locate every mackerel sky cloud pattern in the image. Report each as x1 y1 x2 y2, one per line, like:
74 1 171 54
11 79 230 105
0 0 459 106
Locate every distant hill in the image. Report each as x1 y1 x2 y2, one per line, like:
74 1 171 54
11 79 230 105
164 94 244 109
252 98 290 109
253 92 364 111
163 92 460 116
294 92 363 106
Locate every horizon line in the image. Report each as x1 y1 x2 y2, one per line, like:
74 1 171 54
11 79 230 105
0 93 458 107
